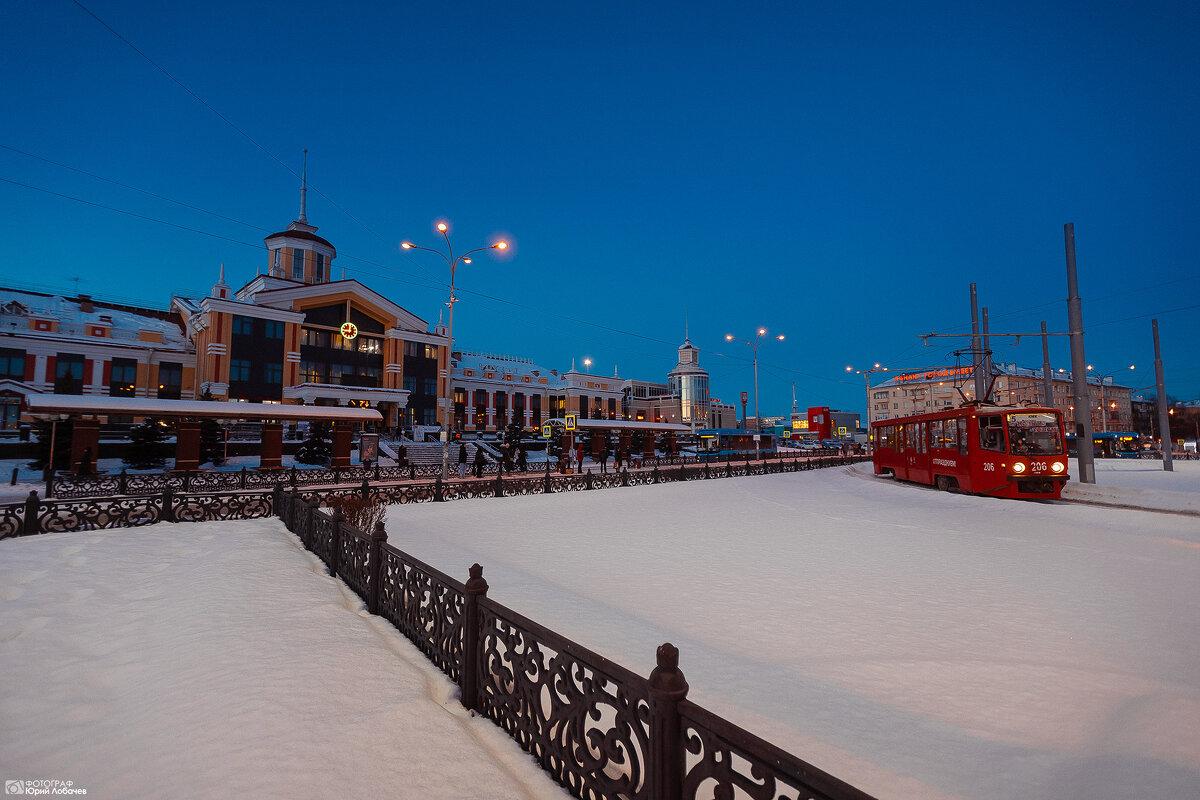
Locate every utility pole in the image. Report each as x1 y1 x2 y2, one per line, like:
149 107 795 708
1153 319 1174 472
970 284 985 402
1064 223 1096 484
1041 321 1054 408
982 307 992 403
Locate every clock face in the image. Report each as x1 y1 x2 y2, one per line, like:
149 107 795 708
340 322 358 340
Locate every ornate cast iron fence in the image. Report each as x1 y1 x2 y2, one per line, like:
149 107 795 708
3 456 871 540
272 488 877 800
47 448 856 499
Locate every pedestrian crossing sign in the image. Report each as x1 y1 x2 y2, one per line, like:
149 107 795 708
565 414 577 431
542 424 552 438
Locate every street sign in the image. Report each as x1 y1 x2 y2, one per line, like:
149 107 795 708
542 424 552 439
781 430 792 439
565 414 577 431
753 434 760 442
838 426 847 435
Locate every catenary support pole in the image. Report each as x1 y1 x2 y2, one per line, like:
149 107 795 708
982 307 992 403
1153 319 1174 472
1064 223 1096 484
970 284 985 402
1041 321 1054 408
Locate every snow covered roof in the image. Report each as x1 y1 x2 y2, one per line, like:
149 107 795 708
25 394 381 422
454 351 555 379
547 418 689 432
0 288 187 345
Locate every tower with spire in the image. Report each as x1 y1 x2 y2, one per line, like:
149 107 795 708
667 316 710 432
265 150 337 284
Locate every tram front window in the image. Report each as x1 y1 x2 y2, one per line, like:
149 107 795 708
1114 435 1140 453
1006 413 1063 455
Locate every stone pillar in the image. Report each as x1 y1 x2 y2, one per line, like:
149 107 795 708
173 421 201 471
69 418 100 474
331 422 353 468
665 432 677 456
619 430 632 461
259 422 283 470
643 430 656 459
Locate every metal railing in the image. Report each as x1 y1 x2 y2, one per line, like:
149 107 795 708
273 487 877 800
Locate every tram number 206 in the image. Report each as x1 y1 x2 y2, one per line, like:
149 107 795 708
983 463 995 472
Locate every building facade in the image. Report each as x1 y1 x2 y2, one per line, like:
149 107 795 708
870 363 1134 432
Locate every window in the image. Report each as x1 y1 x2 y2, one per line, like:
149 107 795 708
404 341 438 358
423 378 437 396
230 360 251 381
263 363 283 384
0 348 24 380
157 362 182 399
474 390 487 428
264 320 284 339
979 414 1005 452
302 328 330 348
958 419 969 454
292 248 306 280
55 353 85 394
357 337 382 354
422 407 437 425
315 252 325 282
403 375 416 393
495 391 508 427
531 394 541 426
110 358 138 397
273 249 281 273
300 361 323 383
233 316 254 335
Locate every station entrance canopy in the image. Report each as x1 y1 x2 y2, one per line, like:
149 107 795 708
25 394 382 424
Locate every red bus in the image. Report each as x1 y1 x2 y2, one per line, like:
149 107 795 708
871 405 1069 498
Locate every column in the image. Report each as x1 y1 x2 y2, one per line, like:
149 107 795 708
259 422 283 470
69 418 100 474
173 421 201 471
331 422 352 468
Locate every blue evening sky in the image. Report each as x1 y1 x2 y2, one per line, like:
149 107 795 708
2 1 1197 416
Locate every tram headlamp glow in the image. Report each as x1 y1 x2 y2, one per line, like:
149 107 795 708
1051 461 1065 473
1011 462 1027 474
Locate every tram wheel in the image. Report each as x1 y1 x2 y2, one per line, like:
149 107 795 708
935 475 951 492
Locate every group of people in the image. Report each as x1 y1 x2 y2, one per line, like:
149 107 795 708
456 441 529 478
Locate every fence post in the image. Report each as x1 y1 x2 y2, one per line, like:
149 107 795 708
543 468 553 494
272 483 282 519
162 486 176 523
290 465 297 489
434 475 445 502
704 461 710 479
409 464 416 481
22 491 40 535
585 470 593 490
366 521 387 615
374 461 381 482
621 467 630 487
182 470 191 493
44 469 54 499
329 507 344 576
460 562 489 711
652 465 660 484
240 466 248 490
118 469 128 496
647 643 689 800
360 477 370 501
334 466 342 486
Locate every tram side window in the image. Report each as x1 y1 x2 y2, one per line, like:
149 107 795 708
979 415 1005 452
931 419 943 448
918 422 927 454
957 418 968 455
905 424 919 452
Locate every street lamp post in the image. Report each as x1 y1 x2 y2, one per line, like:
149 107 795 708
401 222 508 480
726 328 784 461
846 364 888 432
1086 364 1134 434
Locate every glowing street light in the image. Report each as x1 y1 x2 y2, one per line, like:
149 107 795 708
401 221 509 479
726 328 785 460
846 363 888 430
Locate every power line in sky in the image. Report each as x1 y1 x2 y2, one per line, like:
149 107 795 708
68 0 395 251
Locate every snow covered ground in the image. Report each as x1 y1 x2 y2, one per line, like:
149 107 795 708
0 521 567 800
389 463 1200 800
2 460 1197 799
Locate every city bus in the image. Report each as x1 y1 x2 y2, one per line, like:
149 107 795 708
1066 431 1144 459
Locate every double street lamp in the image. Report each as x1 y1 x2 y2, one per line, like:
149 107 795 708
401 221 507 480
846 364 888 430
1086 363 1134 434
725 328 784 461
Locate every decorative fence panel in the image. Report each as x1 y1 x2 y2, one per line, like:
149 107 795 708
266 487 877 800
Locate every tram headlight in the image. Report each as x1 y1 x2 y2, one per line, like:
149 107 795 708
1011 462 1027 474
1051 461 1065 473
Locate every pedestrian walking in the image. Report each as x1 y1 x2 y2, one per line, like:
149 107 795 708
473 447 486 478
397 444 407 469
517 444 527 472
458 442 469 479
614 447 623 471
575 443 584 472
599 446 609 474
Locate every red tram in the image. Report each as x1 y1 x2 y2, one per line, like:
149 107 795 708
871 405 1069 499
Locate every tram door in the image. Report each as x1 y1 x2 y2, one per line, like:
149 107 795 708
906 422 931 484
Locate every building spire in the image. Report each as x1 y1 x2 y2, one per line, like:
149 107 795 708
684 308 690 343
298 149 308 224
